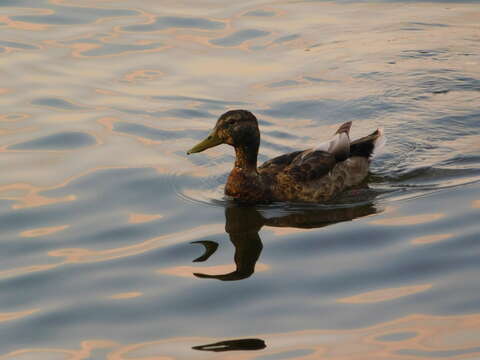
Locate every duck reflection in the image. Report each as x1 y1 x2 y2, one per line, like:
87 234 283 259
192 338 266 352
192 203 378 281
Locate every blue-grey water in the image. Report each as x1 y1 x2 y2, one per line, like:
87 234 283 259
0 0 479 359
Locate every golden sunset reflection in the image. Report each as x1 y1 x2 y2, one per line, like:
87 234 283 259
411 233 453 245
266 226 314 236
0 264 61 280
337 284 433 304
0 309 39 323
2 312 480 359
20 225 69 238
0 15 48 31
109 292 143 300
0 340 118 360
123 69 163 82
441 135 480 154
128 213 163 224
1 221 224 280
369 213 445 226
158 263 270 279
0 183 76 210
48 224 224 264
0 114 29 123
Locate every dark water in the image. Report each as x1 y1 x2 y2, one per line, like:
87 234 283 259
0 0 479 358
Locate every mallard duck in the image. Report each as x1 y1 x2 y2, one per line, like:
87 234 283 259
187 110 385 203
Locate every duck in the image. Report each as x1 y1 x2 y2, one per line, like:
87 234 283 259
187 110 385 203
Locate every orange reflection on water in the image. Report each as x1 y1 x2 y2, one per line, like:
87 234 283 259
48 224 224 264
0 183 76 210
411 233 453 245
369 213 444 226
266 226 314 236
0 114 29 123
5 312 479 360
123 69 163 82
69 41 100 58
20 225 69 238
0 264 60 280
98 117 171 146
109 292 143 300
441 135 480 154
128 213 163 224
0 340 117 360
158 263 269 278
472 200 480 209
184 57 284 79
0 308 39 323
0 15 48 31
338 284 432 304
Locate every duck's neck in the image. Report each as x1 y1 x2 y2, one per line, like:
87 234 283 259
234 143 259 173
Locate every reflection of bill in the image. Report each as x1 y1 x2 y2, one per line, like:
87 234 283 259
192 203 378 281
192 338 266 352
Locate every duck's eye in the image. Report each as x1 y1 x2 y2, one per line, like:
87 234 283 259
226 119 235 126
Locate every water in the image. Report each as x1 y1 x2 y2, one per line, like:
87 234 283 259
0 0 479 358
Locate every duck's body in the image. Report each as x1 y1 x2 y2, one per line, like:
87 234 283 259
188 110 385 203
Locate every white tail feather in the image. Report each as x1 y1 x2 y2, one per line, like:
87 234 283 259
370 128 386 159
314 133 349 154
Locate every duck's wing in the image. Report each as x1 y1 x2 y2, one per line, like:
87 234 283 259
258 150 304 175
284 150 337 182
259 121 351 181
259 149 336 182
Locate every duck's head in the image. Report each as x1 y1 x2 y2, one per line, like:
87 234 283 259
187 110 260 154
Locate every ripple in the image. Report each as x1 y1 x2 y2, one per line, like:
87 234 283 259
11 4 138 25
123 16 225 32
152 95 247 107
244 10 276 17
20 225 69 238
80 42 164 57
210 29 270 47
114 122 181 140
109 292 143 300
259 97 398 122
0 40 39 50
267 80 301 88
337 284 432 304
375 331 417 342
0 309 39 323
123 69 163 82
31 98 88 111
398 346 480 358
128 213 163 224
415 72 480 94
9 132 96 151
273 34 300 44
410 233 453 245
400 49 449 60
369 213 444 226
5 312 480 359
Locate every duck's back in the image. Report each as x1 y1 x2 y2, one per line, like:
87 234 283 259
257 127 384 203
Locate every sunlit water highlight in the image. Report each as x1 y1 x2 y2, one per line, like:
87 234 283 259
0 0 479 358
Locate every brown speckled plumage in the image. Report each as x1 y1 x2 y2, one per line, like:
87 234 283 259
187 110 384 204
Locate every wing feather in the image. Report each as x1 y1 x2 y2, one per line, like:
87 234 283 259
285 150 337 182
